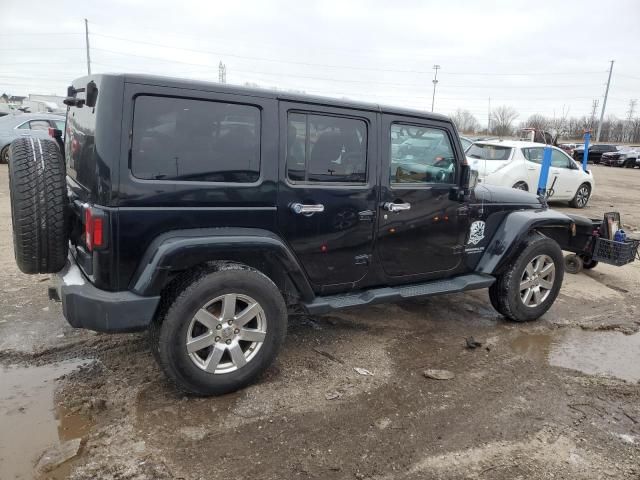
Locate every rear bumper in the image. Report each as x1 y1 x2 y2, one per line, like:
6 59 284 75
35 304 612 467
53 256 160 333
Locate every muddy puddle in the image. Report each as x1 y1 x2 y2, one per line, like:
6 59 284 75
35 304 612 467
511 330 640 382
0 360 93 479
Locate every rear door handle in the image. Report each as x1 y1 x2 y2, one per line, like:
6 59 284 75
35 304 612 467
383 202 411 212
290 203 325 215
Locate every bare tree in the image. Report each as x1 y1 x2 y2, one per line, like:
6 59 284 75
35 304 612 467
524 114 549 131
450 109 481 134
490 106 519 137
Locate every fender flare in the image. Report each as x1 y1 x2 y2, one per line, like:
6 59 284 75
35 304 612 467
475 209 574 275
129 228 315 301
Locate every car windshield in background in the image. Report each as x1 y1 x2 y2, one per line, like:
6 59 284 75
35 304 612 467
467 144 512 160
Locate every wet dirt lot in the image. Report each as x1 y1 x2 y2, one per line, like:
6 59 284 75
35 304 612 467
1 164 639 479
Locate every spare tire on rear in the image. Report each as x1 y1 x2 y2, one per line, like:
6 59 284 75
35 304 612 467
8 137 68 274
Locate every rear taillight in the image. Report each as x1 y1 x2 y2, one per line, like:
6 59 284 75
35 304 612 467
84 206 106 251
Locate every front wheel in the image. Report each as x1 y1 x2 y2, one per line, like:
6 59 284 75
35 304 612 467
151 264 288 396
569 183 591 209
489 234 564 322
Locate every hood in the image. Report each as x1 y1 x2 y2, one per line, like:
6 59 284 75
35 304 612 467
473 184 542 207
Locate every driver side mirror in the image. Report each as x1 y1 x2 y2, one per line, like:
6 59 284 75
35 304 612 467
461 164 479 190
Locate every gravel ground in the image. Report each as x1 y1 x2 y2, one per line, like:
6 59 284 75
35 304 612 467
1 163 639 480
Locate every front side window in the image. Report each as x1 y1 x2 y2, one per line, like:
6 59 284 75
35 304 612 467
550 149 572 168
131 96 260 183
286 113 367 183
390 124 457 184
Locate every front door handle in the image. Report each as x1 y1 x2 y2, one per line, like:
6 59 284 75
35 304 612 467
290 203 325 215
383 202 411 212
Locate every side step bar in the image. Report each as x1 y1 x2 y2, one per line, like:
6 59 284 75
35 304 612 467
303 273 495 315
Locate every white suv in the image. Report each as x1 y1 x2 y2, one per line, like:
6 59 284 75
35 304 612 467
467 140 595 208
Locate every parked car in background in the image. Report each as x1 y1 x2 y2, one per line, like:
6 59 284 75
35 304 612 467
467 140 594 208
459 136 473 152
0 113 66 163
600 146 640 168
558 143 581 154
572 144 618 164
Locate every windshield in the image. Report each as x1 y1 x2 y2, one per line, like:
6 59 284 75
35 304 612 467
467 144 513 160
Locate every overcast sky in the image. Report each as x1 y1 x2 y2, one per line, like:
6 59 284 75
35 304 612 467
1 0 638 126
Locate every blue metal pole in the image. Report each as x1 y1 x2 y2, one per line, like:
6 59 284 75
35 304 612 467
537 146 553 197
582 131 591 171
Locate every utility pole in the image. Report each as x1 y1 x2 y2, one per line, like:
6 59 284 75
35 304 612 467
595 60 614 142
84 18 91 75
431 64 440 112
589 99 599 129
487 96 491 135
218 62 227 84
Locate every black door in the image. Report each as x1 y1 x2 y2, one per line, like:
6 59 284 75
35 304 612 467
277 102 378 291
376 115 467 279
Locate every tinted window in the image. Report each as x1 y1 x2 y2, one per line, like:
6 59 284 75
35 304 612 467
286 113 367 183
52 120 65 130
467 143 513 161
131 96 260 183
390 124 456 184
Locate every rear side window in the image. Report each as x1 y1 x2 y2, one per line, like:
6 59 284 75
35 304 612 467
467 144 513 161
286 112 367 183
522 147 544 164
131 96 260 183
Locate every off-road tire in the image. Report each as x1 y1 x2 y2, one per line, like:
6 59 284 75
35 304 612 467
1 145 9 164
569 183 591 209
150 263 287 396
489 234 564 322
624 160 635 168
8 137 68 274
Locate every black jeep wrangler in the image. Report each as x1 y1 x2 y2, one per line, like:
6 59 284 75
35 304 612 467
7 74 575 395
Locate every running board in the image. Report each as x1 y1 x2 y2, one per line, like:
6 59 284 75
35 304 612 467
303 273 495 315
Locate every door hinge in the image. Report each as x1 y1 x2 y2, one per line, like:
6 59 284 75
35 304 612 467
354 254 372 265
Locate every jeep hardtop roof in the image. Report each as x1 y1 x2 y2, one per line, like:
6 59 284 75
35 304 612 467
72 73 450 123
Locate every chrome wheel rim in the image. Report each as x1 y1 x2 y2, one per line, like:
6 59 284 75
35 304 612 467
186 293 266 374
576 186 590 207
520 254 555 308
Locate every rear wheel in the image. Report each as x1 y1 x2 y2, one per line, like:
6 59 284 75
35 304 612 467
569 183 591 209
151 264 287 396
512 181 528 191
489 235 564 322
8 137 68 273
